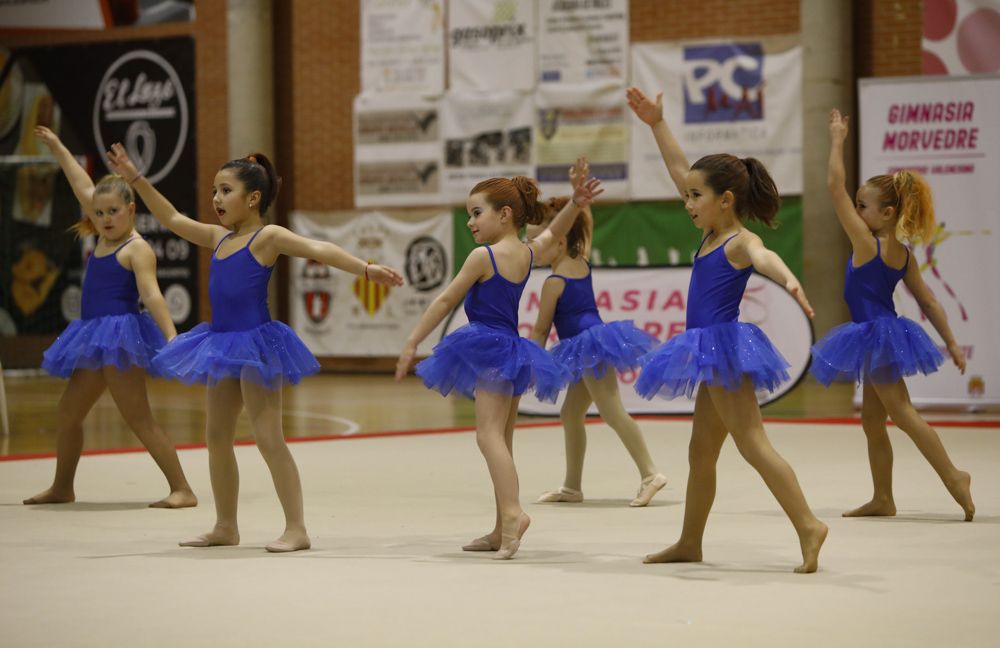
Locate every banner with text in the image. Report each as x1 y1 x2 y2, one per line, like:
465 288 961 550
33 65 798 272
858 75 1000 406
630 36 803 199
449 0 536 93
360 0 445 96
290 209 452 357
538 0 629 85
439 266 813 415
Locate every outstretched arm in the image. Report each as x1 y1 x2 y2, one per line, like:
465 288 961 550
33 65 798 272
264 226 403 286
827 110 874 255
746 237 815 319
105 143 226 249
568 159 595 259
626 87 690 196
529 158 603 258
395 248 490 380
35 126 96 215
902 256 966 373
530 278 564 348
129 242 177 340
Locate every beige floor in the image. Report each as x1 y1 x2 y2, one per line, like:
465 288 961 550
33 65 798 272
1 415 997 647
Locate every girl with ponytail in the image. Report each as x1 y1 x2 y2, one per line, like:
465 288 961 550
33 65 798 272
627 87 827 573
26 126 196 509
396 159 603 560
812 109 973 521
106 144 403 553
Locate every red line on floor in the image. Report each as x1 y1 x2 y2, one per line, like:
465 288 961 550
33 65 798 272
2 416 997 461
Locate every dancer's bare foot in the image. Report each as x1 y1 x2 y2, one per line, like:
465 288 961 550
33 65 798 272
630 473 667 507
493 512 530 560
795 521 828 574
149 489 198 509
23 488 75 505
462 534 500 552
536 486 583 503
842 497 896 517
179 526 239 547
947 471 975 521
643 541 702 564
265 529 311 553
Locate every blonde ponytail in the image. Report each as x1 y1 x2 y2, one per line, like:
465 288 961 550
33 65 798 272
893 171 936 243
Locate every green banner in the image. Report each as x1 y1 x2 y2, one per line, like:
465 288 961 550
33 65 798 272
453 197 803 278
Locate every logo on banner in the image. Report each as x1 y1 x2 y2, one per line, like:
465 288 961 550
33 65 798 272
451 1 529 50
300 260 333 324
93 49 189 184
405 236 447 292
682 43 764 123
354 275 390 316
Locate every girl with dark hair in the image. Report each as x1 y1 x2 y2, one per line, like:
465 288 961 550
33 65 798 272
106 143 403 552
25 126 196 509
527 160 666 508
627 87 827 573
812 109 973 521
396 158 602 560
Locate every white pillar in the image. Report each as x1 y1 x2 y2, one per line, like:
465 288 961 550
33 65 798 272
227 0 274 160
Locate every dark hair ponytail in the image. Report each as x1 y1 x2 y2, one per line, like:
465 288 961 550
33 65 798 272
691 154 780 227
220 152 282 217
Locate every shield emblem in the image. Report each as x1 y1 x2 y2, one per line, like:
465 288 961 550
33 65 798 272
304 290 331 323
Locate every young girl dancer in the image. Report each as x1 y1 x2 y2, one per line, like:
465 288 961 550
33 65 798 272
627 87 827 573
25 126 196 508
395 160 602 559
106 144 402 552
527 162 666 507
812 109 974 521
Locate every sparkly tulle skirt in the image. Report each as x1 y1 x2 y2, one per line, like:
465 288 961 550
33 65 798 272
153 320 320 389
635 321 790 400
42 313 167 378
811 315 944 385
416 322 569 402
550 320 658 384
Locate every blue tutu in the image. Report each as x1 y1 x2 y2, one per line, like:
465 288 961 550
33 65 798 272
42 313 166 378
811 315 944 385
551 320 658 383
153 321 319 389
417 322 569 402
635 321 790 400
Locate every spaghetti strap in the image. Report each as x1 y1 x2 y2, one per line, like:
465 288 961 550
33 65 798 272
526 246 534 280
694 235 710 258
903 246 910 268
721 232 741 247
246 227 266 247
111 236 138 254
212 232 233 256
484 245 499 274
545 274 568 283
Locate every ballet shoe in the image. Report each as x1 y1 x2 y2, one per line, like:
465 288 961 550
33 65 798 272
536 486 583 503
462 535 499 552
493 513 530 561
629 473 666 507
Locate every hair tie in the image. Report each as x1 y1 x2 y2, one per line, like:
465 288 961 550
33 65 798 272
247 155 258 164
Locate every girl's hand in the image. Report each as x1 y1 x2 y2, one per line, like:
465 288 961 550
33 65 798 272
105 143 142 182
626 87 663 126
571 177 604 208
829 109 848 142
366 264 404 287
947 341 967 374
34 125 60 149
786 278 815 319
395 343 417 381
568 156 588 190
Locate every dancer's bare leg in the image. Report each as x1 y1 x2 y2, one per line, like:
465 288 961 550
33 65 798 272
474 387 529 559
873 379 974 521
24 369 106 504
180 379 242 547
645 385 726 564
707 379 827 573
465 396 524 552
584 370 664 505
241 377 310 552
844 380 896 517
103 366 196 508
537 381 590 503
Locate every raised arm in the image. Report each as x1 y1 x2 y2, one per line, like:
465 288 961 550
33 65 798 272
395 248 490 380
626 87 690 196
128 241 177 341
529 158 603 258
827 110 874 255
105 143 226 249
745 236 814 318
264 226 403 286
529 277 564 348
902 256 966 373
35 126 96 215
568 158 595 259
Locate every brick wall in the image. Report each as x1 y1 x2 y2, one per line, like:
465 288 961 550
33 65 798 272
855 0 923 77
